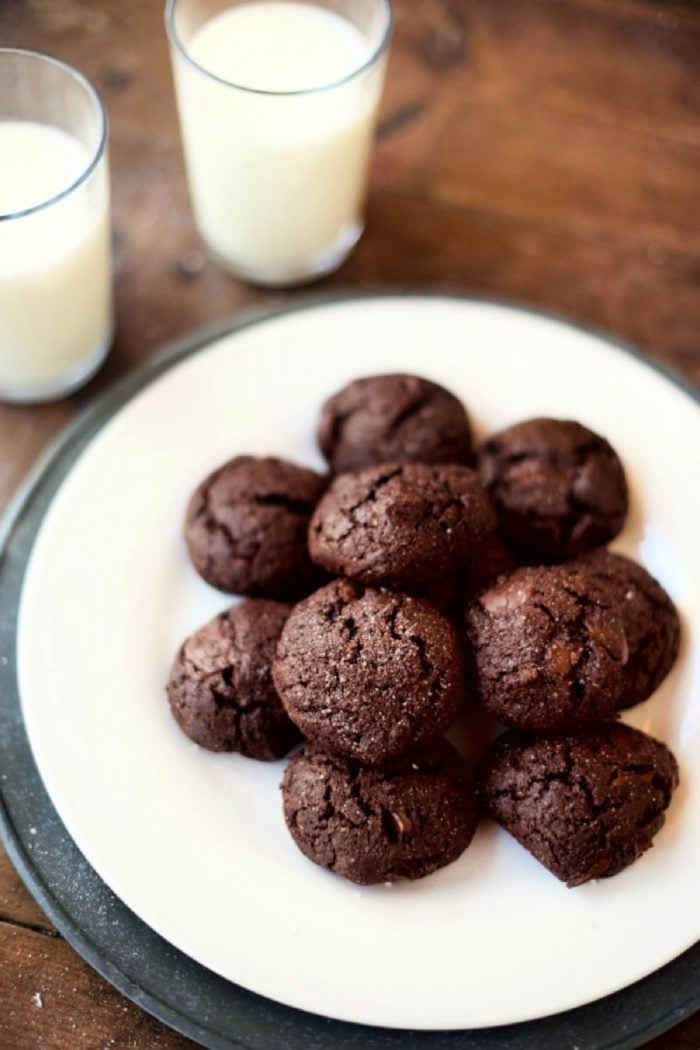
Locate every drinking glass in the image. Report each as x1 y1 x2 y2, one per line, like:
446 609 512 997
166 0 393 287
0 49 113 403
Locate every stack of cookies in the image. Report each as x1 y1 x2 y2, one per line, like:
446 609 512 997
167 373 680 888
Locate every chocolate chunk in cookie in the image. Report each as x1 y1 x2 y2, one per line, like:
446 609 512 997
463 563 628 732
308 462 496 589
282 740 478 884
318 373 473 474
167 599 301 760
185 456 327 599
478 723 679 886
272 579 464 766
478 418 628 563
577 549 681 710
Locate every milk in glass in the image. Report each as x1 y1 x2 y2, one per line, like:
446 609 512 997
0 121 112 399
171 1 387 284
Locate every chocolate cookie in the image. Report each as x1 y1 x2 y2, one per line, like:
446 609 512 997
272 579 464 766
478 723 679 886
578 549 681 709
167 599 301 760
185 456 327 599
318 373 473 474
478 418 628 563
463 563 628 732
282 741 478 884
308 462 497 588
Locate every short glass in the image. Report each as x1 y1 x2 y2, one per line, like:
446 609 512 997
0 49 113 404
166 0 393 287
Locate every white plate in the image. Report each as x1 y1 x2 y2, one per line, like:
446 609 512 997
17 296 700 1031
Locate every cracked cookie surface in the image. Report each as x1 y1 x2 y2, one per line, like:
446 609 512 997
282 740 478 884
167 599 302 759
576 549 681 710
478 418 628 563
185 455 327 599
464 563 628 732
308 462 497 588
318 372 473 474
478 723 679 886
272 579 464 766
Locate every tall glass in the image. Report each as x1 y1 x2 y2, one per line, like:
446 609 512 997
166 0 392 287
0 49 113 404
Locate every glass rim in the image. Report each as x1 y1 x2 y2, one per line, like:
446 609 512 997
165 0 394 97
0 48 108 224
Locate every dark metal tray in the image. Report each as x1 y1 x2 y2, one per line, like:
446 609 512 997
1 297 698 1050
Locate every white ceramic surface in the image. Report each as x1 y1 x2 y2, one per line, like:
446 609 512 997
17 297 700 1030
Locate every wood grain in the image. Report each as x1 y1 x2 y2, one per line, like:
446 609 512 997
0 924 198 1049
0 0 698 1046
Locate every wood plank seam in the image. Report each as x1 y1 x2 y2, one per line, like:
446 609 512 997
0 916 60 940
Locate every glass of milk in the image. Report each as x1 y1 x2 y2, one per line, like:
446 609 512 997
0 49 113 404
166 0 393 287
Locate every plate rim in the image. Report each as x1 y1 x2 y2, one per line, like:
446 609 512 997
1 291 699 1050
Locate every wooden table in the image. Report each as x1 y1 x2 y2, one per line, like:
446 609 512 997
1 1 698 1046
